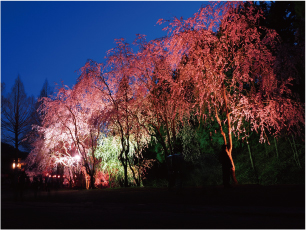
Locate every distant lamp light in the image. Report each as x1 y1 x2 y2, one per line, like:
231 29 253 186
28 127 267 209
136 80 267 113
12 159 22 169
58 175 60 178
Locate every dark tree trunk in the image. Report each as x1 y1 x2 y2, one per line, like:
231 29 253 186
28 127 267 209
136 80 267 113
90 174 95 189
128 158 140 186
124 157 128 187
119 152 129 188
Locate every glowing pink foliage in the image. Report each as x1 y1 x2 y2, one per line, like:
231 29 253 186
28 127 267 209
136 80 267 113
28 83 106 189
155 2 304 171
29 2 304 186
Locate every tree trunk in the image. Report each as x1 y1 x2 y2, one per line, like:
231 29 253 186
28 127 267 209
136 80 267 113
127 158 140 186
222 84 238 185
247 141 259 184
119 148 129 187
214 84 238 185
289 135 301 168
274 137 279 159
124 159 128 187
14 80 20 174
156 128 169 157
90 174 95 189
227 147 238 185
138 155 141 186
84 162 95 189
164 113 174 155
247 142 254 169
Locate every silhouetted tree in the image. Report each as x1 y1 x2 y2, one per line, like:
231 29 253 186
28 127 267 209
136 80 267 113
1 75 35 159
33 79 54 125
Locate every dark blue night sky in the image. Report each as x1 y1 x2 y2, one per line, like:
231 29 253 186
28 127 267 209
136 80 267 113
2 1 207 98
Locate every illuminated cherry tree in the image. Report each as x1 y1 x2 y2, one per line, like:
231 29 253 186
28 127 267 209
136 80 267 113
27 121 82 187
132 35 192 159
28 2 304 187
29 85 106 189
77 38 150 187
157 2 304 181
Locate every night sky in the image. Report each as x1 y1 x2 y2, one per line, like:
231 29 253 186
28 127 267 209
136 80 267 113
1 1 207 98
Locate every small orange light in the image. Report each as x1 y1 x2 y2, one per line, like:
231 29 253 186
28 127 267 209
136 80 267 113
58 175 60 178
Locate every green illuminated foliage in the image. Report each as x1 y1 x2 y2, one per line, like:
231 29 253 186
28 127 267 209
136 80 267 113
96 135 135 187
96 134 154 187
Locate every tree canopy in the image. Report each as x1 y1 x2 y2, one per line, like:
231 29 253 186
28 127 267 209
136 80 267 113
26 2 304 188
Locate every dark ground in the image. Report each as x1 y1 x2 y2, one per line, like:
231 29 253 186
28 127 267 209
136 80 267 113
1 184 305 229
